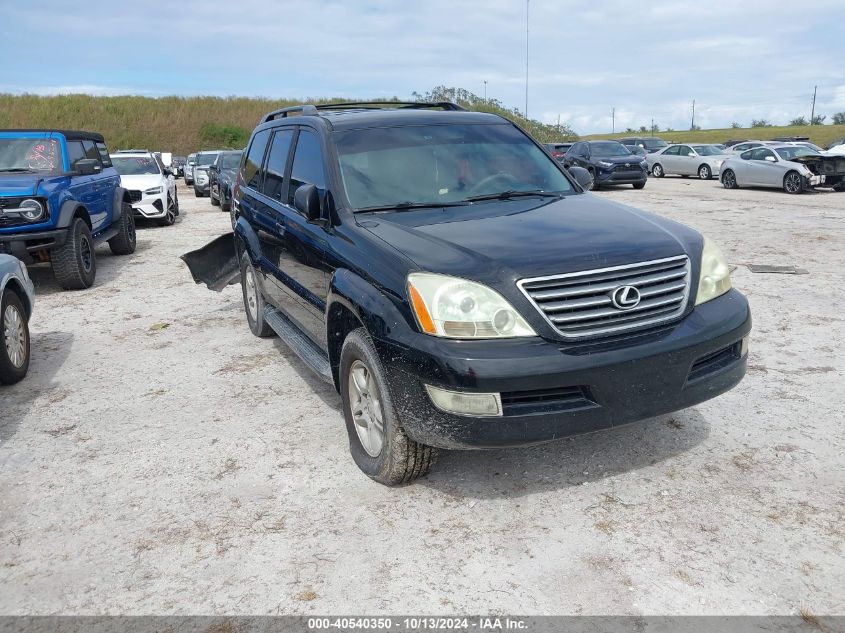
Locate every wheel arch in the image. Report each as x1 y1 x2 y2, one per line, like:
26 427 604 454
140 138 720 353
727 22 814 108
57 200 91 230
1 278 32 318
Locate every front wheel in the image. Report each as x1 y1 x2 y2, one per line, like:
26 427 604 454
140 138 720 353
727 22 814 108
783 171 803 194
0 288 30 385
340 328 437 486
52 217 96 289
722 169 738 189
158 195 176 226
210 184 220 206
651 163 665 178
698 164 712 180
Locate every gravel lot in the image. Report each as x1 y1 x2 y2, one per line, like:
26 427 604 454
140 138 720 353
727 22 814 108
1 178 843 616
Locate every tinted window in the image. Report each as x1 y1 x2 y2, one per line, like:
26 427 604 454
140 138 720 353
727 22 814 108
96 142 112 166
589 141 630 157
262 129 294 202
82 141 99 162
111 156 162 175
288 129 326 205
66 141 86 169
678 145 693 156
242 129 271 189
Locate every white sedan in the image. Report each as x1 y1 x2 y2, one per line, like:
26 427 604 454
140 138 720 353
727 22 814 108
648 144 731 180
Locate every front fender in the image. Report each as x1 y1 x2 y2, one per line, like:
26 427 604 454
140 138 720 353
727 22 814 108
327 268 415 342
111 186 128 221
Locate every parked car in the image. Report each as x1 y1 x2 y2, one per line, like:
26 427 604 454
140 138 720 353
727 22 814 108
825 137 845 151
184 153 198 184
619 136 669 154
720 145 845 193
0 129 136 289
171 155 186 177
648 144 731 179
628 145 648 158
564 140 648 189
725 141 765 154
193 151 222 197
543 142 573 162
110 151 179 226
0 254 33 384
184 102 750 485
209 150 243 211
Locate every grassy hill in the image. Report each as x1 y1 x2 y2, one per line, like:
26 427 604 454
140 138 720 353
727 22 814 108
0 88 575 155
584 124 845 148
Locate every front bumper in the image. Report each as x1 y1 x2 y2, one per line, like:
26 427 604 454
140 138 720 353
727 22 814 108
131 193 168 219
0 228 69 262
375 289 751 449
595 168 648 185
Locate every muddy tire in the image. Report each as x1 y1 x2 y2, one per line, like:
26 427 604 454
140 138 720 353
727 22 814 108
108 203 137 255
240 254 274 338
0 288 30 385
340 328 437 486
52 217 96 290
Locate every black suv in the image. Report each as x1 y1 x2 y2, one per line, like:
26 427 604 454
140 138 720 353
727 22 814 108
209 150 243 212
185 102 750 486
564 140 648 189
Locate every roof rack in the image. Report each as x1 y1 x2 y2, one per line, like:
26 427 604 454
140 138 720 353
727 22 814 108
260 101 465 123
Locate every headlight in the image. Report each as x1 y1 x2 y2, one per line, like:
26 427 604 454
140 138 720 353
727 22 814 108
598 161 614 168
144 186 163 195
695 237 732 306
407 272 536 339
19 198 44 221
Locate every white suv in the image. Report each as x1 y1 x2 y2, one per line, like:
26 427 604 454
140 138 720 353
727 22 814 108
110 151 179 226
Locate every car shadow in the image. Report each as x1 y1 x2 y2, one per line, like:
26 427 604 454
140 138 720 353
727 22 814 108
0 330 74 444
420 408 710 499
271 338 341 411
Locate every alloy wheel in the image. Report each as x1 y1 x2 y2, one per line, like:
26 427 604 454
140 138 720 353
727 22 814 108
3 304 26 368
348 359 385 457
244 266 259 322
784 173 802 194
80 235 93 272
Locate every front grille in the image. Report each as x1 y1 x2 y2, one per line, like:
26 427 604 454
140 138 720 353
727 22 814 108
0 197 35 228
127 190 142 203
613 163 641 172
518 255 691 340
500 385 596 416
688 342 741 382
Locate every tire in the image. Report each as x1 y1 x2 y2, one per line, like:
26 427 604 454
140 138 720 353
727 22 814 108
240 254 275 338
632 182 646 189
652 163 665 178
221 188 230 212
173 189 180 216
211 185 220 206
698 164 712 180
194 187 203 198
0 288 30 385
340 328 437 485
588 169 599 190
722 169 738 189
108 202 137 255
158 195 177 227
783 170 803 194
52 217 96 290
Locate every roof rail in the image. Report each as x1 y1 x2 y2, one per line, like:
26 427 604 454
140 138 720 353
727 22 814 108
260 101 465 123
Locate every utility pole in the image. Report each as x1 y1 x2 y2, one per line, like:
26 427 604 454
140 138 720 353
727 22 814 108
525 0 529 119
557 114 561 135
651 118 655 136
810 85 817 124
612 107 615 133
483 80 487 102
691 98 696 130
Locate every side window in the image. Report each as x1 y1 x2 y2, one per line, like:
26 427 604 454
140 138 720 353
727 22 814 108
242 129 271 189
287 129 326 206
663 146 679 155
748 148 770 161
760 149 777 161
678 145 693 156
96 142 112 167
66 141 86 170
262 129 294 202
82 141 99 162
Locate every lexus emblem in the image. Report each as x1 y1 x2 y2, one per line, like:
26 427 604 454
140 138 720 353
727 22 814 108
610 285 641 310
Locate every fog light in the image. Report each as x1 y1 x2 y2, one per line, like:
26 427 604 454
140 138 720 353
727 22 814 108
425 385 502 417
741 336 749 357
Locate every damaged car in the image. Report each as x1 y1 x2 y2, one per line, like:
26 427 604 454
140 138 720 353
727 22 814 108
183 102 751 486
721 145 845 193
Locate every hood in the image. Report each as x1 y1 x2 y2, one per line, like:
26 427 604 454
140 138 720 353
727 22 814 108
593 155 645 165
118 174 164 190
361 194 700 286
0 173 68 197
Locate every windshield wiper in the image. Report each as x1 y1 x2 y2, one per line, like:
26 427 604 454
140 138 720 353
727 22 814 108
354 200 470 213
0 168 34 173
462 190 564 203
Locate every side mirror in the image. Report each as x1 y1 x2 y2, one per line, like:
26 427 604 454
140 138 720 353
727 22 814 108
293 184 321 221
764 155 776 162
568 165 594 190
75 159 101 176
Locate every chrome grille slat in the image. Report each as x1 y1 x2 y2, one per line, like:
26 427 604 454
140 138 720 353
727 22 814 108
518 255 691 339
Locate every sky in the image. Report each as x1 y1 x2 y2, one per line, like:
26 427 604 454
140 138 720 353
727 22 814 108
1 0 844 134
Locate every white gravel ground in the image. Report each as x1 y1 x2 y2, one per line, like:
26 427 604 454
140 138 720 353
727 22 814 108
0 178 843 616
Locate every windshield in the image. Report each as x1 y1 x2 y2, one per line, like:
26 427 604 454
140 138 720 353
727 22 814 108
334 123 574 209
775 146 820 160
692 145 723 156
219 153 241 169
0 138 62 173
187 154 197 164
196 152 218 166
590 141 632 157
111 156 161 175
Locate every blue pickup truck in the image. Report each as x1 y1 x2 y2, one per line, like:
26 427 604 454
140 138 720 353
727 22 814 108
0 129 136 289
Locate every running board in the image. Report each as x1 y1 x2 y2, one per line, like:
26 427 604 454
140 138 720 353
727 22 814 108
263 306 333 384
93 226 119 245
